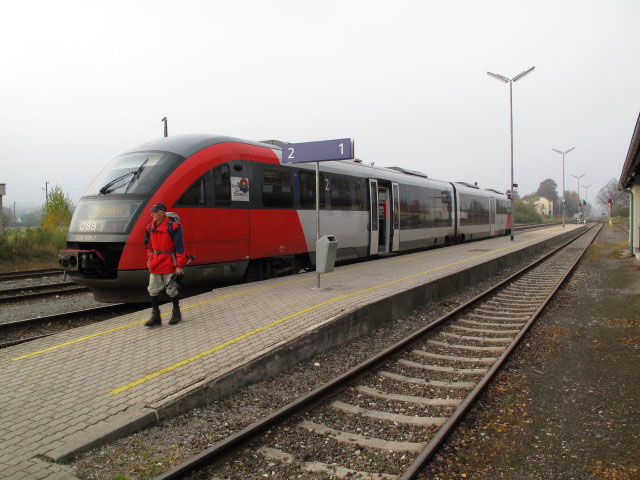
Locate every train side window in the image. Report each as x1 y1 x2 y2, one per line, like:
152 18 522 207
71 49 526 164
263 167 293 208
354 178 367 211
214 164 231 206
330 176 352 210
176 175 207 206
298 170 326 209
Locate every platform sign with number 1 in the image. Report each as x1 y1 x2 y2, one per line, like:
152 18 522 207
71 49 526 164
281 139 354 288
282 138 354 164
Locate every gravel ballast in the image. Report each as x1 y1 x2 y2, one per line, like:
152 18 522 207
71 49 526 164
419 224 639 479
68 232 590 480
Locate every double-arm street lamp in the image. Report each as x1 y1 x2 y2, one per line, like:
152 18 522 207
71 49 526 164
572 174 585 221
487 66 535 241
552 147 575 227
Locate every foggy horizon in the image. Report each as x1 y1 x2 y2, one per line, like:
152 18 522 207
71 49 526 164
1 0 639 211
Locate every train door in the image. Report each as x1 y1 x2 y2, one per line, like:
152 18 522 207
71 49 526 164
490 197 496 236
392 182 400 251
369 179 379 255
378 185 391 253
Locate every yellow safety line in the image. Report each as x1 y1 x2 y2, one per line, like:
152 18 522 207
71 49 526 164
10 276 310 361
10 240 472 362
12 228 551 363
10 319 149 361
109 240 528 394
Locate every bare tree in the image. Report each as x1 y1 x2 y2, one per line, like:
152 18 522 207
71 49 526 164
596 178 628 210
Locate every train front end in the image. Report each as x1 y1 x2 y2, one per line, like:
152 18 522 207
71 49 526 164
60 149 184 302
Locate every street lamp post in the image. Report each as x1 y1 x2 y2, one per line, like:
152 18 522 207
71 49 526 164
572 173 585 222
552 147 575 228
487 66 535 241
582 184 591 221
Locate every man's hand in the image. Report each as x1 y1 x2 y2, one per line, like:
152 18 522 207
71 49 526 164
175 267 184 275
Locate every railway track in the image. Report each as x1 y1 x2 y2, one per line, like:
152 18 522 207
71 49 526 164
0 303 145 349
514 222 560 231
154 223 601 480
0 268 63 281
0 282 90 304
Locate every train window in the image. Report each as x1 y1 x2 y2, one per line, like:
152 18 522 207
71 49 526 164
330 176 352 210
263 168 293 208
176 175 207 206
370 184 378 231
496 200 510 214
460 193 490 225
298 170 326 209
397 185 451 229
85 151 183 196
354 178 367 210
214 165 231 206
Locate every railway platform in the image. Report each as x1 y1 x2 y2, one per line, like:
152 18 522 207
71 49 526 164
0 224 585 479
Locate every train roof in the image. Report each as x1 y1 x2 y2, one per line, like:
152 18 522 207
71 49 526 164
126 134 276 158
125 134 506 198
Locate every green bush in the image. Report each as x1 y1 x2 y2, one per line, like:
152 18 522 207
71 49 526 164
612 205 629 217
514 199 542 224
0 227 67 263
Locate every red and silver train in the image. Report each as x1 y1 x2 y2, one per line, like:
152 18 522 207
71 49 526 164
60 134 511 303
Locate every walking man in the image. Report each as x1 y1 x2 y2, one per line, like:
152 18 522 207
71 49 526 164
144 202 185 326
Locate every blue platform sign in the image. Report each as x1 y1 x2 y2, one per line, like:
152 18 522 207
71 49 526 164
282 138 354 164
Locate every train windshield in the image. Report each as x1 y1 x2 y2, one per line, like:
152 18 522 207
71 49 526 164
85 151 181 196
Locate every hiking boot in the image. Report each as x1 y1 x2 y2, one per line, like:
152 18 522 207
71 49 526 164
169 297 182 325
145 296 162 327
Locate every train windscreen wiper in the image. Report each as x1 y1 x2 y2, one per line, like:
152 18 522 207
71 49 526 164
99 159 148 195
124 158 148 193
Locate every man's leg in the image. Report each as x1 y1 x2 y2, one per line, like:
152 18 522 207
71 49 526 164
145 274 163 327
165 275 181 325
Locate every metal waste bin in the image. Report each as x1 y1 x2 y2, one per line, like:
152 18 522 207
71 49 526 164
316 235 338 273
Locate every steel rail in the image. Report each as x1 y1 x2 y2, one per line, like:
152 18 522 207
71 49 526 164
0 285 90 304
0 281 78 296
0 333 56 350
0 303 135 331
0 268 63 281
0 303 145 350
400 223 603 479
154 224 596 480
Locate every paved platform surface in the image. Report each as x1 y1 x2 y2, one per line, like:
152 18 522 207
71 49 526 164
0 225 583 479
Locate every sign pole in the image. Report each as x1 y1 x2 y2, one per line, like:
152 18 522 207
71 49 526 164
316 161 321 288
281 138 354 290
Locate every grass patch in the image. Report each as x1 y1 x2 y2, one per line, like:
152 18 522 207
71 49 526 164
584 241 629 261
0 227 66 271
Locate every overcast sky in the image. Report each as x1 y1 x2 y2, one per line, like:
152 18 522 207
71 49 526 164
1 0 639 210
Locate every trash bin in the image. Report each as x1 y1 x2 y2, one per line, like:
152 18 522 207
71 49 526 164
316 235 338 273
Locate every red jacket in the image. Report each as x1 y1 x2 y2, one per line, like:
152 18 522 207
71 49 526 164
144 216 186 274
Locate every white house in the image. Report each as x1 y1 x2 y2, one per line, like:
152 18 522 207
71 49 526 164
532 196 554 217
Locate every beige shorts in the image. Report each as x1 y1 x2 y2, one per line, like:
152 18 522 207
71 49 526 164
147 273 179 298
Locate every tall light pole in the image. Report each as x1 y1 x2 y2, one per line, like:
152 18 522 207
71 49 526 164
572 173 585 221
582 184 591 221
487 66 535 241
552 147 575 228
